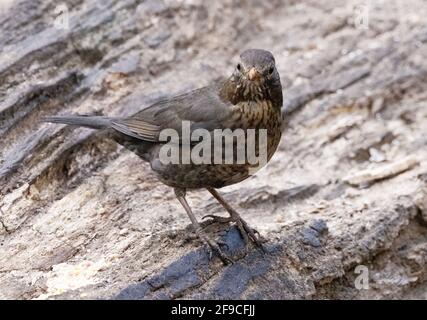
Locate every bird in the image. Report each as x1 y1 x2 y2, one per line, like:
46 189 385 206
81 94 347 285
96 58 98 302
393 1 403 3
44 49 283 264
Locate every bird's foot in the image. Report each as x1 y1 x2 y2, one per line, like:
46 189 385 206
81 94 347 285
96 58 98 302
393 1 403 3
202 214 265 252
195 227 233 265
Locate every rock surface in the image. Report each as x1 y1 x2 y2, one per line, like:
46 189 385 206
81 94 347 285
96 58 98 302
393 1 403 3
0 0 426 299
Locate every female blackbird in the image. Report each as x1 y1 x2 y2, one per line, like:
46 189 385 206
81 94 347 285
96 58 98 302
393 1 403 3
44 49 283 264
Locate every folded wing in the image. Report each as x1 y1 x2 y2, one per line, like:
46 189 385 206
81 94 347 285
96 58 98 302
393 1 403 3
111 82 233 143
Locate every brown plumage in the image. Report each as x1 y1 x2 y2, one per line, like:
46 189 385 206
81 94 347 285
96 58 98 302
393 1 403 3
44 49 283 264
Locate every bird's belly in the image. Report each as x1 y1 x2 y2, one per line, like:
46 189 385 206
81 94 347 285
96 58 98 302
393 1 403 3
151 163 249 189
145 98 283 189
149 123 282 189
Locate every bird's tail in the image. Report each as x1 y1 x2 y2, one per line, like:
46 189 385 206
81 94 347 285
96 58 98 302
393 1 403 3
43 115 112 129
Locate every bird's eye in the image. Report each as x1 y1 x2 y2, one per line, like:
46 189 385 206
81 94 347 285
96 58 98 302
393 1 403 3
268 66 275 75
237 63 242 72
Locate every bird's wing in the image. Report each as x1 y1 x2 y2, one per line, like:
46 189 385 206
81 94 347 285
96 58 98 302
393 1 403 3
111 82 233 142
110 118 161 142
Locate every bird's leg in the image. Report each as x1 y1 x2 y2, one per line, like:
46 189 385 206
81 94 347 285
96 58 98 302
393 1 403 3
203 188 265 251
174 188 232 265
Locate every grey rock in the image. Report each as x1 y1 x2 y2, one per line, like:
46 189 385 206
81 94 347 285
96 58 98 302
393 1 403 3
0 0 426 300
301 227 322 247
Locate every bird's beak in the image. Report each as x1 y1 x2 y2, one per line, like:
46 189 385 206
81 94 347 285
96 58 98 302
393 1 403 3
247 67 261 81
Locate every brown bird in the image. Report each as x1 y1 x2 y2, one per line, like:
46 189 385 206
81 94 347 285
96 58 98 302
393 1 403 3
44 49 283 264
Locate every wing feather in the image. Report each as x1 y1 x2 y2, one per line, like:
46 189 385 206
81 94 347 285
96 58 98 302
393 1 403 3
111 119 160 142
110 81 233 142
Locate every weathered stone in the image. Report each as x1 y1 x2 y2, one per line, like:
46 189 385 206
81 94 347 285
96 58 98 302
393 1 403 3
1 0 427 300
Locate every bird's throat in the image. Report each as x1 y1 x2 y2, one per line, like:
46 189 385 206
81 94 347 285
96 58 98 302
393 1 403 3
220 77 282 109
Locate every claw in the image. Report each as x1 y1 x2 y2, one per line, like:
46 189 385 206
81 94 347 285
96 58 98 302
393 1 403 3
205 188 266 254
217 240 230 251
197 229 233 265
205 241 233 265
202 215 265 252
238 219 265 252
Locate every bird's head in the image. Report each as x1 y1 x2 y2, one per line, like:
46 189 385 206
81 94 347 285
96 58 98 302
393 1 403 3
226 49 282 106
235 49 278 82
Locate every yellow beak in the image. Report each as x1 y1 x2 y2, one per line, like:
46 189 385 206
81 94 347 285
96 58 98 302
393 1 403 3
247 67 261 81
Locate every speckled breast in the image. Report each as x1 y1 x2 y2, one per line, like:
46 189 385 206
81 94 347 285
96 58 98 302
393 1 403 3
150 100 282 189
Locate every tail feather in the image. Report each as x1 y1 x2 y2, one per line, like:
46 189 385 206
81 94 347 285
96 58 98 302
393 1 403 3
43 115 112 129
